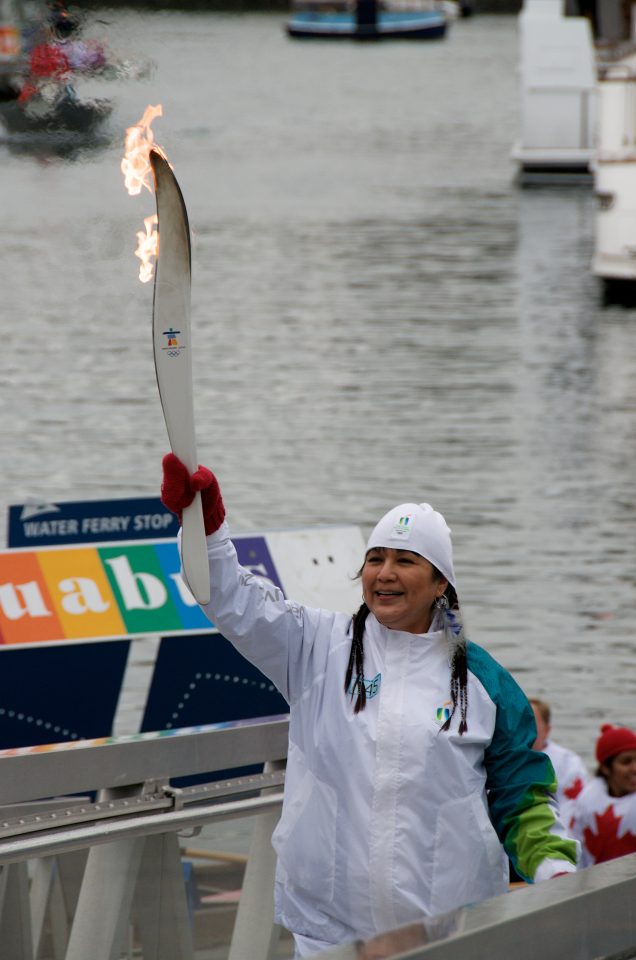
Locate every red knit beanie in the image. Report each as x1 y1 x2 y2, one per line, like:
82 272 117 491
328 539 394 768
595 724 636 764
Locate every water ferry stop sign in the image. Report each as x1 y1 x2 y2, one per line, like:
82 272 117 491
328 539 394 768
7 497 180 548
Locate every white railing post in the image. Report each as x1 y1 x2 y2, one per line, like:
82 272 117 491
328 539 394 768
64 837 144 960
51 850 89 959
228 760 285 960
0 861 34 960
31 858 59 959
134 832 195 960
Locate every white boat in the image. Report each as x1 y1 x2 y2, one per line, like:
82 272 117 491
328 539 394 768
510 1 636 293
592 53 636 296
511 0 598 182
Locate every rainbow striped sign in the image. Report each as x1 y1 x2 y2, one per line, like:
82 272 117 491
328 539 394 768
0 536 282 647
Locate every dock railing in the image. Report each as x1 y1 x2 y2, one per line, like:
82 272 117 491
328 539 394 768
324 853 636 960
1 718 636 960
0 715 290 960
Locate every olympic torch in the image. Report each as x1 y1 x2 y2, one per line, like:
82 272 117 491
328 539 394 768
122 109 210 605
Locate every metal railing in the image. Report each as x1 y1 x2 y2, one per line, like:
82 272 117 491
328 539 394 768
1 717 635 960
324 853 636 960
0 716 290 960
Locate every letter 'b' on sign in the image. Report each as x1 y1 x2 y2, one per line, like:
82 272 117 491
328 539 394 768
99 544 182 635
104 556 167 610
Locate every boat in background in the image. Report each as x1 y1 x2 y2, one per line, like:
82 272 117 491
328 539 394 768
388 0 471 17
592 53 636 301
511 0 597 183
512 0 636 298
0 83 112 137
285 0 448 41
0 0 151 144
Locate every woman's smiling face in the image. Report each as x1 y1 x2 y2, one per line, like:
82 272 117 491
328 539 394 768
361 547 448 634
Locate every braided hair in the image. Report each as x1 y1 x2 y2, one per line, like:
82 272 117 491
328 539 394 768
344 570 469 734
436 584 468 735
344 602 370 714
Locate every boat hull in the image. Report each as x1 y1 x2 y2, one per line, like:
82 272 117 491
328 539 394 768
286 10 447 39
0 94 112 136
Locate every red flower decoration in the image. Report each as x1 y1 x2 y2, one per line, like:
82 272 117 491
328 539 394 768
583 806 636 864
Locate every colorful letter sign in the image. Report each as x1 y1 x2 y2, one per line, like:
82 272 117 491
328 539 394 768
0 537 282 646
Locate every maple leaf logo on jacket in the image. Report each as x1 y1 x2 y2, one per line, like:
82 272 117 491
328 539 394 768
583 806 636 864
564 777 584 800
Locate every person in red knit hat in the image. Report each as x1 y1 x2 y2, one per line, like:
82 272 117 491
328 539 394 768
570 724 636 867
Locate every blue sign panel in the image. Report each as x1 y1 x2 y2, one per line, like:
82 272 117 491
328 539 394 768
7 497 180 548
141 632 288 784
235 536 284 591
0 640 130 749
141 633 288 735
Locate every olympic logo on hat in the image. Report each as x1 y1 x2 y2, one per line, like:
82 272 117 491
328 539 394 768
393 515 413 537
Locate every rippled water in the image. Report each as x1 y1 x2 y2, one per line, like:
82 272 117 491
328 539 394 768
1 11 635 764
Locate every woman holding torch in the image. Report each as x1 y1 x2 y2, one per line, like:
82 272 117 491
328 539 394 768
161 454 579 958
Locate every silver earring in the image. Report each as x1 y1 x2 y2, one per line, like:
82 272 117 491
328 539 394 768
434 595 449 610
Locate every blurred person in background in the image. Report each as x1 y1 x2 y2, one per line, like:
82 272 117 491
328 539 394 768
530 697 590 825
570 724 636 867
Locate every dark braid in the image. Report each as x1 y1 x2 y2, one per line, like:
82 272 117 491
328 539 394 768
441 643 468 735
345 602 369 714
438 583 469 735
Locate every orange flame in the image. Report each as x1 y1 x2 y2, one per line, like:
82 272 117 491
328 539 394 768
122 105 166 282
121 104 163 196
136 214 159 284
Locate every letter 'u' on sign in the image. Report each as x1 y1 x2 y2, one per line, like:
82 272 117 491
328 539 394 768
37 549 126 640
0 553 63 644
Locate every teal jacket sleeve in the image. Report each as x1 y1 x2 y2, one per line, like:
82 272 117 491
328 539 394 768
467 643 579 881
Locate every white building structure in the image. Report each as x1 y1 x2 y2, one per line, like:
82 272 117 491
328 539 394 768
511 0 598 181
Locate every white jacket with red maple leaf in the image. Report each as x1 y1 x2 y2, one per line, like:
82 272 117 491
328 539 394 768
543 740 590 825
570 777 636 866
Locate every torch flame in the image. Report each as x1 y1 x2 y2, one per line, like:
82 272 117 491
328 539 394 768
121 104 163 196
122 104 168 282
136 214 159 284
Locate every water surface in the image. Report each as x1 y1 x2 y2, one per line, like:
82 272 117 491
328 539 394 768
1 11 635 764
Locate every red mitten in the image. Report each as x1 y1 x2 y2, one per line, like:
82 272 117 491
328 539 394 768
161 454 226 535
161 453 193 515
194 466 226 535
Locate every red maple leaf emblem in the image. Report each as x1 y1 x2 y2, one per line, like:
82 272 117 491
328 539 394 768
583 806 636 864
564 777 584 800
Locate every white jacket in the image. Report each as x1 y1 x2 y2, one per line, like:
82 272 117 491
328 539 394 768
195 524 578 947
570 777 636 867
543 739 590 825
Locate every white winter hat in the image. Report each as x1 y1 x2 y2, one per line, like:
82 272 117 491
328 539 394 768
366 503 456 588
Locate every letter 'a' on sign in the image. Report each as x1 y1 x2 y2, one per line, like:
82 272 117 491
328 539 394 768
37 549 126 640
